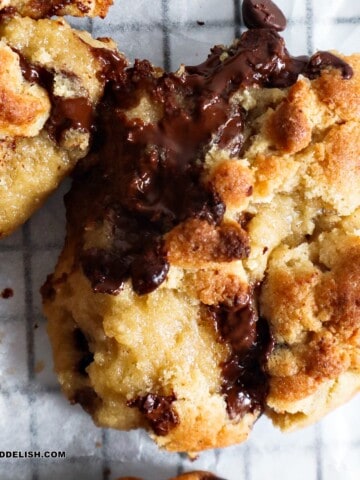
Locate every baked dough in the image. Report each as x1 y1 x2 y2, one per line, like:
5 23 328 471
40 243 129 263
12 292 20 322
42 0 360 455
0 14 125 237
0 0 112 18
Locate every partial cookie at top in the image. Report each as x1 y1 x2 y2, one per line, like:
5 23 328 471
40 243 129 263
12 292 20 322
118 473 225 480
0 14 126 237
42 0 360 452
0 0 113 18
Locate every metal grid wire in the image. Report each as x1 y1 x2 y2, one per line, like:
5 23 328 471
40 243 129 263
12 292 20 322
0 1 360 479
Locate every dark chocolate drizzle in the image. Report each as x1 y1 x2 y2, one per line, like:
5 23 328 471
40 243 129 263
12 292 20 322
127 393 179 436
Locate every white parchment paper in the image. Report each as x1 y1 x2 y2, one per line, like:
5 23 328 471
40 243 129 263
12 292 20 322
0 1 359 479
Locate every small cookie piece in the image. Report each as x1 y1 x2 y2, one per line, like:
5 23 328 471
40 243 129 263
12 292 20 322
0 14 126 237
117 473 225 480
0 0 113 18
42 0 359 454
262 219 360 430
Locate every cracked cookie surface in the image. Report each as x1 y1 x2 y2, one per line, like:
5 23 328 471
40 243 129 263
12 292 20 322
0 0 113 18
42 0 360 454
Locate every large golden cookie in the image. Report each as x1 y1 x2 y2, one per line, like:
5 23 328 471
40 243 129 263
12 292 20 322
42 0 360 456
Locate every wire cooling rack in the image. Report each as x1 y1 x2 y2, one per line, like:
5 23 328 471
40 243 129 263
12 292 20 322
0 1 359 479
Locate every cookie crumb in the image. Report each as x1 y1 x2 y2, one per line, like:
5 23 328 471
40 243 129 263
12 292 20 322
1 288 13 299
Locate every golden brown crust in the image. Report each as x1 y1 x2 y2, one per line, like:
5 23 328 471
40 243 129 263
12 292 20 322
210 160 254 209
312 54 360 121
263 228 360 425
0 42 50 136
0 0 113 18
305 122 360 215
189 270 248 306
166 219 249 267
267 79 312 154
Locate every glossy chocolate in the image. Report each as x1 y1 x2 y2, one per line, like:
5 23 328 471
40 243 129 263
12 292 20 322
242 0 286 31
305 51 353 79
18 52 94 141
128 393 179 436
212 294 274 419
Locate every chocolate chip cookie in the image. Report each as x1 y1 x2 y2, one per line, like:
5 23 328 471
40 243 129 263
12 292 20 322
42 0 360 453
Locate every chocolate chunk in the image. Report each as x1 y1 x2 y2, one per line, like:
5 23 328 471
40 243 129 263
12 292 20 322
73 329 94 375
216 223 250 260
128 393 179 436
130 243 170 295
242 0 286 31
46 96 93 141
70 387 100 414
212 293 274 419
18 51 94 141
0 7 16 18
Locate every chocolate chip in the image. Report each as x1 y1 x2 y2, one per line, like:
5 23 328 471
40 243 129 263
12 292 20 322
128 393 179 436
242 0 287 31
